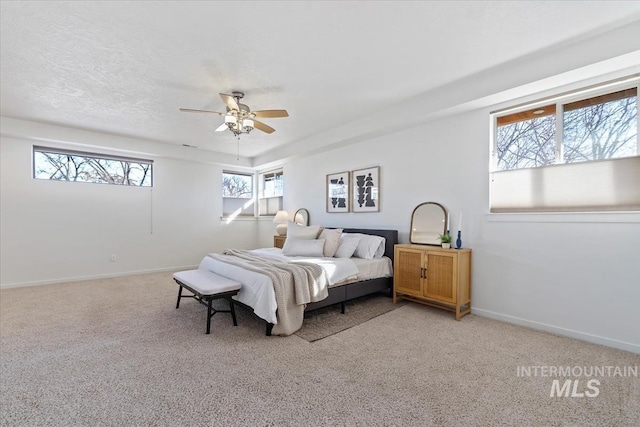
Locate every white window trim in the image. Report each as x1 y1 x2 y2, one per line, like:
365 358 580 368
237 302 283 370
491 76 639 171
489 75 640 215
257 167 284 217
221 170 256 219
485 211 640 224
33 145 154 187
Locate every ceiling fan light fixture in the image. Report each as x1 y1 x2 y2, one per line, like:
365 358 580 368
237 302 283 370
225 114 237 129
180 91 287 139
242 118 254 132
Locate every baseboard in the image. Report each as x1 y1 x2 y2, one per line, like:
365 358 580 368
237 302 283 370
0 265 199 289
472 308 640 354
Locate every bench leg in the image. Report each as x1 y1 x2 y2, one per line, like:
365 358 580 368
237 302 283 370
176 285 183 309
206 298 212 334
228 298 238 326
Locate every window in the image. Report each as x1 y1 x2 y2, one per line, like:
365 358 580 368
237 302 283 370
496 104 557 170
491 78 639 213
33 146 153 186
562 89 637 163
258 169 283 216
222 171 254 217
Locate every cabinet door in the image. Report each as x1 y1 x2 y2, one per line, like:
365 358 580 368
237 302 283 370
394 247 424 296
274 236 286 249
424 251 457 304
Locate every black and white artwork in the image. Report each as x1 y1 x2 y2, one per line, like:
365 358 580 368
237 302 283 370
352 166 380 213
326 171 350 213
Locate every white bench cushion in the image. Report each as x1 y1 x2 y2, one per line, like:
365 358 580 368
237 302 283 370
173 269 241 295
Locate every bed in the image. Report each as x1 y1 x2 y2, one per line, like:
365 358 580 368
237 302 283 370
198 228 398 336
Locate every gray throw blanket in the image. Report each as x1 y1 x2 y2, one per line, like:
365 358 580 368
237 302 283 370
207 249 329 335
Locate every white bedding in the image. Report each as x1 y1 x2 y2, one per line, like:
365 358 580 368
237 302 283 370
199 248 394 325
249 248 360 285
350 257 394 282
199 255 278 323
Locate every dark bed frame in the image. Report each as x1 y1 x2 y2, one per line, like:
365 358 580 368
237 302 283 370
262 228 399 336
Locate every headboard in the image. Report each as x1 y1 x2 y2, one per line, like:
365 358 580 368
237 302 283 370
342 228 399 262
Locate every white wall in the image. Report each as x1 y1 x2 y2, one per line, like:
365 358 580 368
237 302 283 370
0 134 258 287
268 109 640 353
2 110 638 354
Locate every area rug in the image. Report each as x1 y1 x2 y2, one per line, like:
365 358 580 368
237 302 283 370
295 294 407 342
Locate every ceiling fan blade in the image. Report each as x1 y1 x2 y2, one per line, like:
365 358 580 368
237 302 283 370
253 120 276 134
252 109 289 118
219 93 239 111
215 123 228 132
179 108 223 115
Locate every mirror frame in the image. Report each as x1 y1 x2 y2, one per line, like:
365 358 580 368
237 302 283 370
409 202 448 245
293 208 310 226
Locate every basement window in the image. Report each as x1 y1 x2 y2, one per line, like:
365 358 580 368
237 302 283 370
222 171 254 217
258 169 284 216
490 77 639 213
33 146 153 187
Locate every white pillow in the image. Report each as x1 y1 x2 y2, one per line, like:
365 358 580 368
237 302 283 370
343 233 386 259
286 222 322 240
282 238 326 257
318 228 343 257
333 236 360 258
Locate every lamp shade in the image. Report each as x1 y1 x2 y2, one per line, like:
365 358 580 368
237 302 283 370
224 114 237 129
242 118 254 132
273 210 289 236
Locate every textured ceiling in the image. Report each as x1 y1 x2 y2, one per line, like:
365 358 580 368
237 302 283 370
2 1 640 161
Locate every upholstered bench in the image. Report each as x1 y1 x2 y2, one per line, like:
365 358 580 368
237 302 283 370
173 269 241 334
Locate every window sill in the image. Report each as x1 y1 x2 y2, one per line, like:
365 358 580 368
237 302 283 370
485 212 640 223
220 216 256 223
219 216 279 223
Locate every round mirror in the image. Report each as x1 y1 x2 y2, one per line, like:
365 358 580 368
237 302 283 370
410 202 448 245
293 208 310 226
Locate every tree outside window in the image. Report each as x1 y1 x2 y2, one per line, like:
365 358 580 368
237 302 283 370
222 173 252 198
491 82 639 213
496 88 637 171
222 172 254 217
33 147 152 186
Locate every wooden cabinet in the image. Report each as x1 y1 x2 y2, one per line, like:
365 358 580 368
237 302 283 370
393 244 471 320
273 235 286 249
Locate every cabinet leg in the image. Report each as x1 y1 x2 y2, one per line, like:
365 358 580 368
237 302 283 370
392 292 397 304
455 305 461 321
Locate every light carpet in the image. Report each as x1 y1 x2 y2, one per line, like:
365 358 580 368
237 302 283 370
1 271 639 426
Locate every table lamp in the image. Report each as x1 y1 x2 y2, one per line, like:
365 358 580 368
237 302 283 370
273 210 290 236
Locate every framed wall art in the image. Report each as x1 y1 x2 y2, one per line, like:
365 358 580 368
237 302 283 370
352 166 380 212
326 171 350 213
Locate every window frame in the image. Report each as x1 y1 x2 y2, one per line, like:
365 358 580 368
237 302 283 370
32 145 154 187
492 77 639 172
221 170 255 219
257 168 284 217
489 76 640 214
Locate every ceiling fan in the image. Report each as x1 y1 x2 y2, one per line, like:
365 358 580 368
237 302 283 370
180 91 288 137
